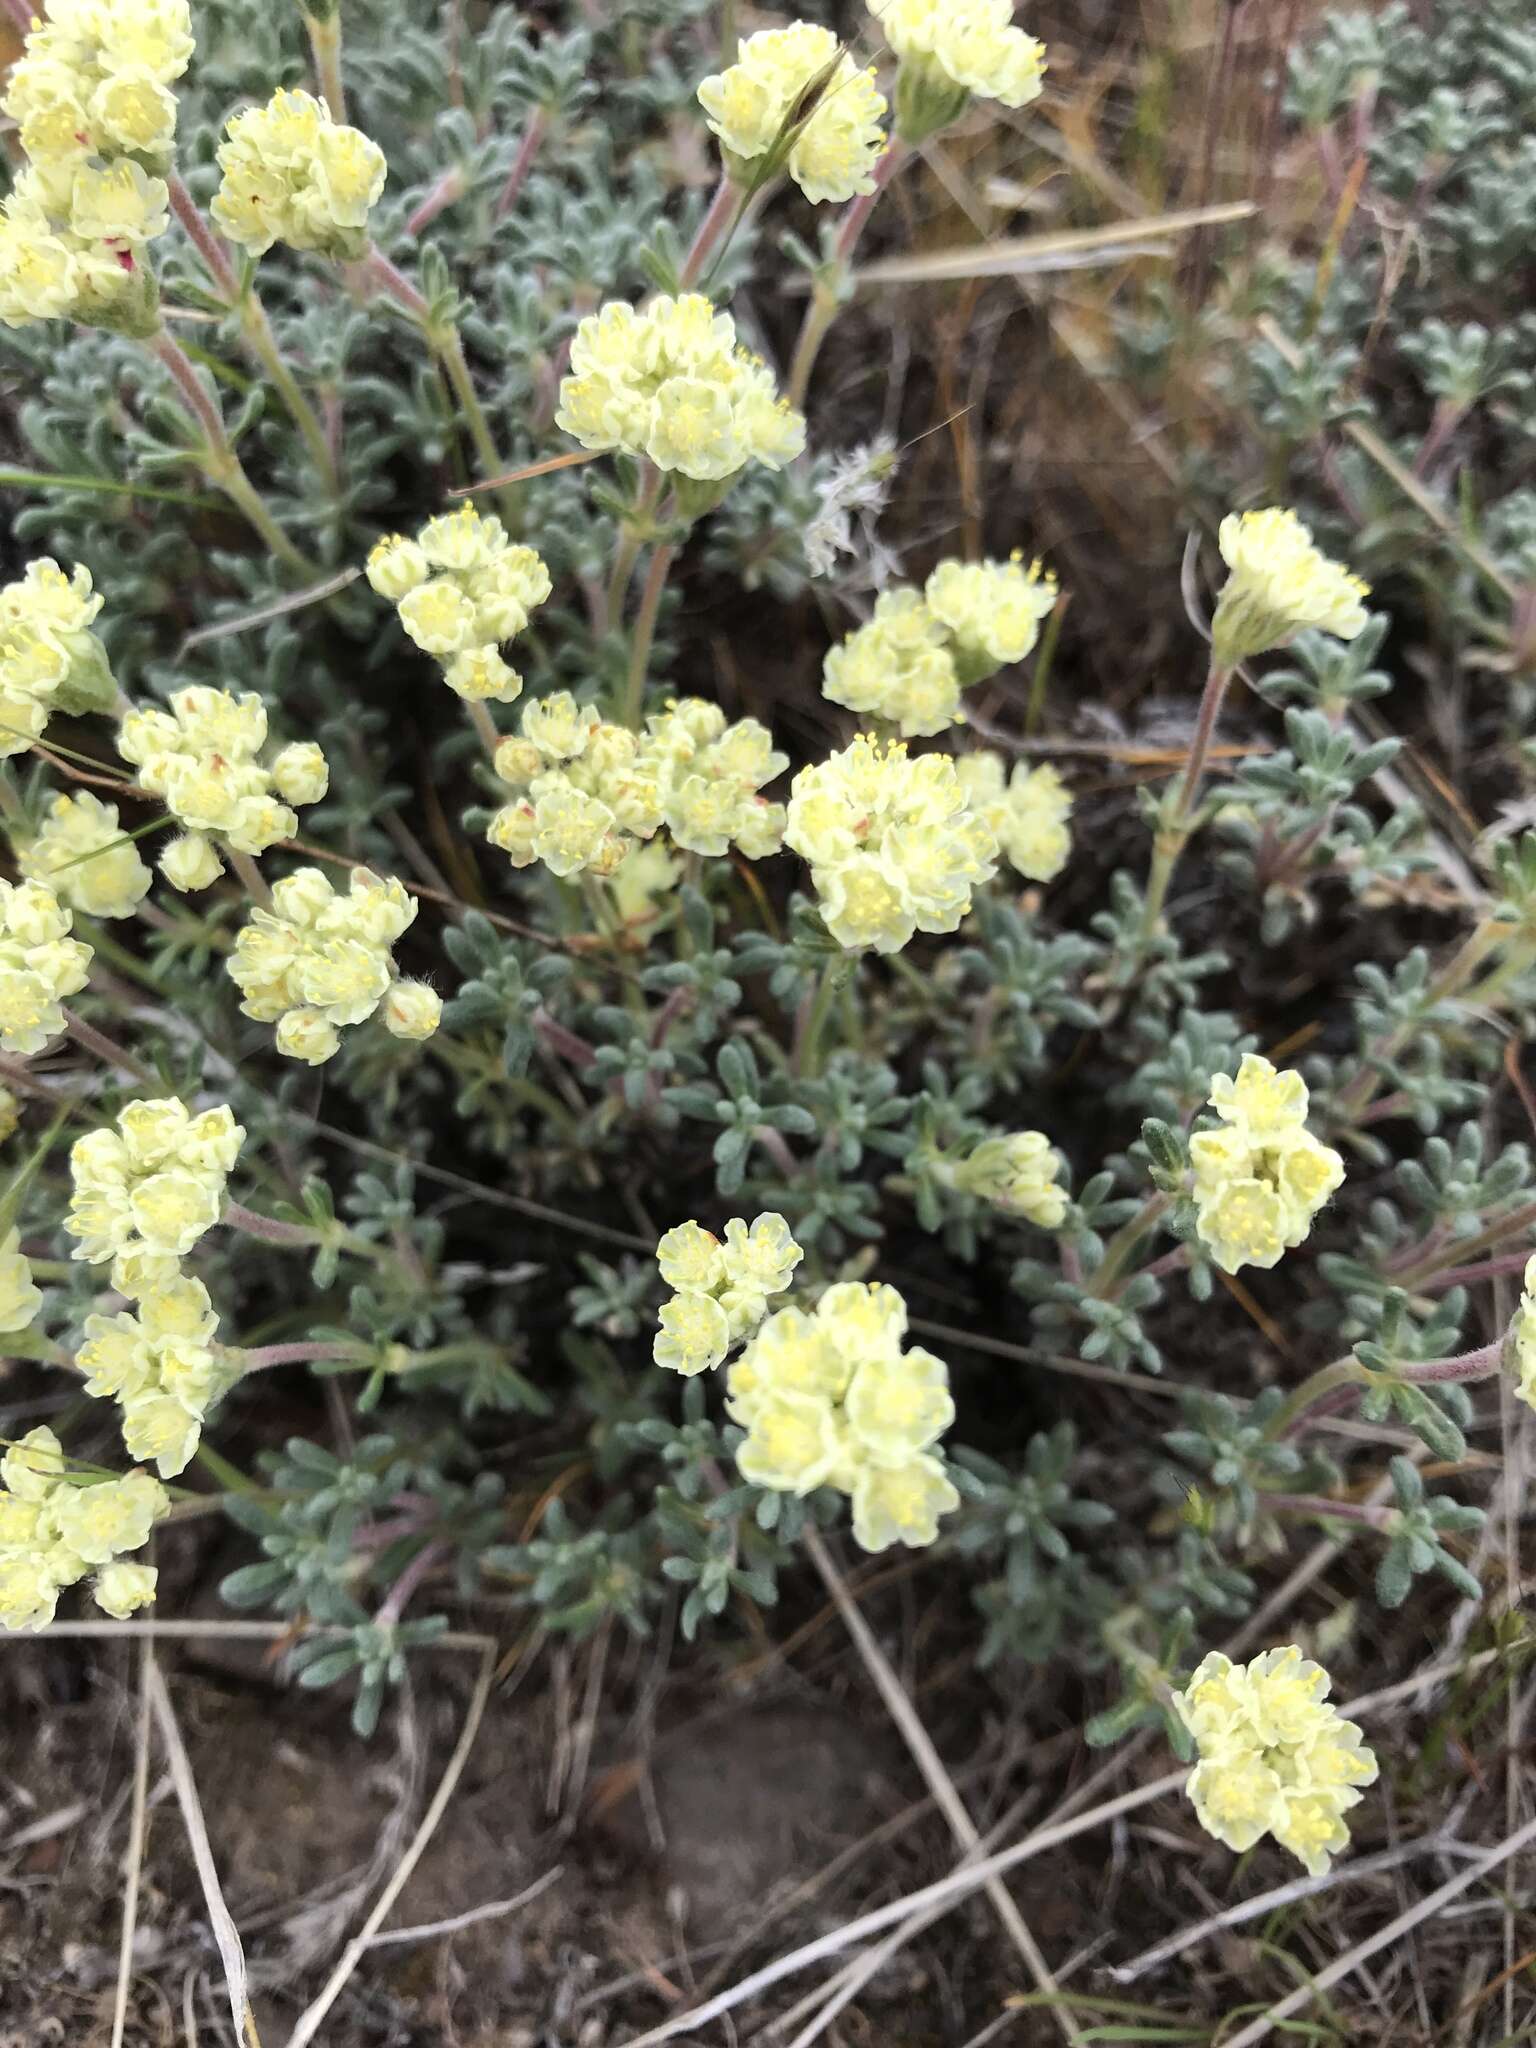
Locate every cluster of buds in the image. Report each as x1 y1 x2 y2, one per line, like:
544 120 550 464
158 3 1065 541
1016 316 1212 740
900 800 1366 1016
955 755 1072 883
19 789 151 921
0 558 117 759
728 1281 959 1553
118 684 329 890
822 556 1057 737
66 1096 244 1299
652 1213 804 1375
212 87 386 260
952 1129 1069 1225
1173 1646 1379 1874
1189 1055 1345 1275
0 878 92 1055
556 294 805 507
0 1427 168 1631
698 23 888 205
366 506 553 706
487 693 787 881
79 1269 229 1478
227 865 441 1064
0 0 193 334
784 733 998 952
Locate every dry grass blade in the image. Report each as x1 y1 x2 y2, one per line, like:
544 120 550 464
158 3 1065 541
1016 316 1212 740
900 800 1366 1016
147 1658 254 2046
854 202 1256 285
176 566 361 657
1220 1808 1536 2047
109 1637 154 2048
803 1526 1083 2046
285 1638 497 2048
361 1865 563 1948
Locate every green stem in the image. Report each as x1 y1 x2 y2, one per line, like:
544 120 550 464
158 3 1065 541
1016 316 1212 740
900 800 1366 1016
796 957 848 1078
168 175 339 494
621 540 677 729
303 6 347 122
1024 594 1067 738
1138 655 1234 943
145 329 316 576
364 247 516 522
226 845 272 911
1267 1357 1369 1440
606 467 664 631
786 142 908 411
1088 1190 1173 1298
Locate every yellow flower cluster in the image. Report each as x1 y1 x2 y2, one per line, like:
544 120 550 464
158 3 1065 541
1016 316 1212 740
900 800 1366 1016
955 755 1071 883
0 558 116 758
823 557 1056 736
1508 1256 1536 1415
653 1213 804 1375
228 865 441 1064
0 1089 17 1144
212 87 386 260
698 24 888 204
488 693 788 880
0 0 189 333
954 1130 1068 1225
67 1096 244 1298
0 1427 167 1631
118 684 329 889
366 506 553 705
0 1228 42 1335
872 0 1046 139
0 878 92 1055
556 294 806 488
1173 1646 1378 1875
727 1281 959 1552
19 788 152 921
1190 1054 1344 1275
784 733 998 953
3 0 192 168
1211 508 1370 667
79 1268 228 1477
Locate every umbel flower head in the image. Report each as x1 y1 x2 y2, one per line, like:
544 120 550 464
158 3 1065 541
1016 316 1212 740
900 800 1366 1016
228 865 441 1064
0 558 117 757
78 1269 228 1478
19 789 152 921
0 877 92 1055
556 294 806 494
653 1212 804 1375
785 733 998 952
1189 1054 1344 1275
3 0 193 172
366 506 553 705
821 556 1056 737
698 23 888 205
66 1095 245 1298
0 1425 169 1631
1172 1646 1378 1875
1210 508 1370 667
212 88 387 260
0 159 167 335
727 1280 959 1553
870 0 1046 142
119 684 330 888
0 1227 42 1336
954 754 1071 882
487 692 788 881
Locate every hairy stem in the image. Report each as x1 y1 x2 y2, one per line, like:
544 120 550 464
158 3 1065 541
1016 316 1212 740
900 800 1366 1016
493 106 549 223
1139 656 1235 941
145 330 316 575
621 541 677 729
303 6 347 122
787 142 907 410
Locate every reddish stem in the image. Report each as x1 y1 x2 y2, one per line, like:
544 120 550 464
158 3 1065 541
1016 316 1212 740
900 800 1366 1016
377 1539 449 1626
493 107 549 224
